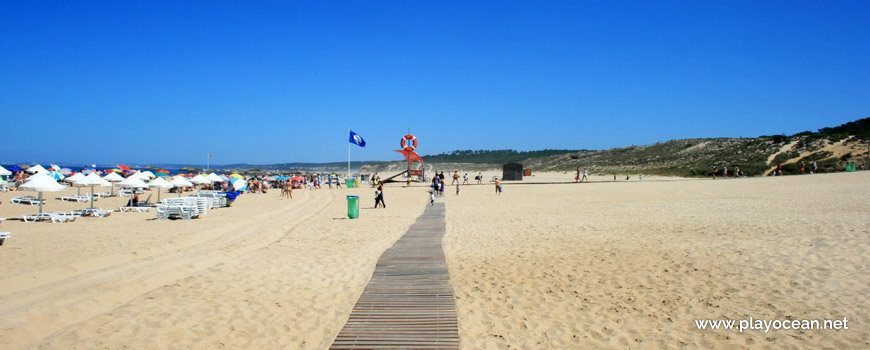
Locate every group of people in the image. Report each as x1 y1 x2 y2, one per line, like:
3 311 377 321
712 164 743 179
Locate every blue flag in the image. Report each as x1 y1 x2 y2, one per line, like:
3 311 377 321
349 130 366 147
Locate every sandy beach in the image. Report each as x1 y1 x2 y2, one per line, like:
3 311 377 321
1 171 868 349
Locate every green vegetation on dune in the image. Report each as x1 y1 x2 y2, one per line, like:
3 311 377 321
420 149 584 164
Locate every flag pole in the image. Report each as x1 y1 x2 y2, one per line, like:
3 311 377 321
348 127 351 179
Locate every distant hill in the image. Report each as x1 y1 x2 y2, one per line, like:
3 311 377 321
363 117 869 177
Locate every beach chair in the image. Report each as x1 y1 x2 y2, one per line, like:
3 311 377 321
119 206 152 213
72 208 113 217
60 194 91 203
0 232 9 246
12 196 45 206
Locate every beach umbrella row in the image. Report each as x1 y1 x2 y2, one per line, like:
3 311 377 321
18 172 66 214
75 173 111 210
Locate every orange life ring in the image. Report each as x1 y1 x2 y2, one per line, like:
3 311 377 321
401 134 418 151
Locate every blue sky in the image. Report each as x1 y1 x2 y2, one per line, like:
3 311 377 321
2 1 868 165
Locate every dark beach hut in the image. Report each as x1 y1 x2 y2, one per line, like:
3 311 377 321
502 162 524 181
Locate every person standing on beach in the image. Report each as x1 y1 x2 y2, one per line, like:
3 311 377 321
452 171 459 185
800 161 806 174
494 177 502 195
455 182 461 196
576 167 581 182
476 172 483 184
712 164 718 179
581 168 588 183
812 161 818 174
776 162 782 176
462 173 469 185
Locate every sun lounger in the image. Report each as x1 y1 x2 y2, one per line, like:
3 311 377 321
60 194 92 203
71 208 113 217
12 196 45 206
155 203 200 220
119 206 152 212
23 212 77 223
0 232 9 246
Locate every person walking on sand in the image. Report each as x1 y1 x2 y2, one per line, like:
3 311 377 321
494 177 502 195
812 161 818 174
429 191 435 206
776 162 782 176
455 182 461 196
452 171 459 185
576 167 581 182
712 164 718 179
462 173 469 185
581 168 588 183
800 161 806 175
374 184 385 208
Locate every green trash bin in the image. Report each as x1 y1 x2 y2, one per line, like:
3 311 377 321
347 195 359 219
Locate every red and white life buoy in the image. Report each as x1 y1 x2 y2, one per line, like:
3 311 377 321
401 134 418 151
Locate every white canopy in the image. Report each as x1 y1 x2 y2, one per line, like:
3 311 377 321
140 171 156 178
130 172 150 181
189 174 209 184
118 176 148 188
0 165 11 176
206 173 224 182
147 177 173 189
65 173 85 183
26 164 49 174
75 173 112 187
19 172 66 192
103 172 125 182
170 176 194 188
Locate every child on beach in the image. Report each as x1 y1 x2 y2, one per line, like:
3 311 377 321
455 183 460 196
430 191 435 206
494 177 502 195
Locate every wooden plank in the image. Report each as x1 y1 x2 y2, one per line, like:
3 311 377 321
330 203 460 349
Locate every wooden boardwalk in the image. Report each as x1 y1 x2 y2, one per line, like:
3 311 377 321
331 202 459 349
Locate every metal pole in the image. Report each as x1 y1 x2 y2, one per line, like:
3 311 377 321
207 154 209 172
38 192 43 214
348 127 351 179
90 186 95 209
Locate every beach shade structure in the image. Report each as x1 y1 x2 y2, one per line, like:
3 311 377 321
0 165 11 177
189 174 209 193
118 176 149 206
65 173 86 195
130 172 151 182
118 164 131 172
206 173 223 182
154 172 169 177
229 173 243 179
19 172 67 214
27 164 49 174
291 176 304 182
140 171 156 179
147 177 173 202
60 168 72 175
75 173 112 210
103 172 125 195
156 169 170 174
231 178 247 191
171 176 194 197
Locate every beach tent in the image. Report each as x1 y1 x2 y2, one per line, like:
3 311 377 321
147 177 173 202
502 162 524 181
75 173 111 210
19 172 66 214
27 164 49 174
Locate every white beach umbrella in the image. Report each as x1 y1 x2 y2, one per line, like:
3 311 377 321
19 172 67 214
206 173 223 182
27 164 49 174
118 176 149 207
48 171 65 181
147 177 173 202
190 174 209 184
140 170 156 178
130 172 151 181
103 172 125 195
65 173 86 195
170 176 194 197
75 173 112 209
0 165 11 177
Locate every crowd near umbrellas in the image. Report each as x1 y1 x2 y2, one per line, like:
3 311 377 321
147 177 173 201
170 176 194 197
27 164 49 174
19 172 66 214
75 173 112 209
